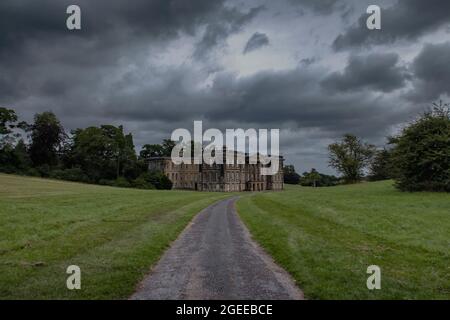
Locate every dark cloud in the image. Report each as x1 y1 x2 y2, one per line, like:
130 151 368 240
193 6 264 59
0 0 446 174
288 0 342 15
407 42 450 102
243 32 269 54
333 0 450 50
321 53 408 93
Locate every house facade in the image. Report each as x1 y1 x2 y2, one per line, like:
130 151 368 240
148 151 284 192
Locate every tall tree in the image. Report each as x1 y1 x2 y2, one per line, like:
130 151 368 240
0 107 18 148
71 125 139 182
369 148 395 181
283 165 301 184
328 134 376 183
29 112 66 167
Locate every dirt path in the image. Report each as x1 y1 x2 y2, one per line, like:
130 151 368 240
130 197 303 300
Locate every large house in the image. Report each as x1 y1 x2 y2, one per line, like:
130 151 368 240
148 150 284 192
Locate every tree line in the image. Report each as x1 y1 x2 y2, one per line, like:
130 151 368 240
284 102 450 192
0 108 173 190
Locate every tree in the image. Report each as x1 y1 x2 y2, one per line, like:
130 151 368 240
300 169 339 187
369 148 395 181
303 168 321 187
161 139 176 156
390 102 450 192
283 165 301 184
0 107 21 149
29 112 66 167
70 125 141 182
140 144 165 161
328 134 376 183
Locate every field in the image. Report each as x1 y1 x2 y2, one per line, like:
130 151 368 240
237 181 450 299
1 174 449 300
0 174 229 299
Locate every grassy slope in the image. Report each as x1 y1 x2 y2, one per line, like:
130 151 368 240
0 174 230 299
237 181 450 300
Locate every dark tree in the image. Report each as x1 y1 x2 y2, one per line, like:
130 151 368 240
369 148 395 181
302 168 321 187
29 112 66 167
390 102 450 192
300 169 339 187
0 107 19 148
283 164 301 184
140 144 165 160
328 134 376 184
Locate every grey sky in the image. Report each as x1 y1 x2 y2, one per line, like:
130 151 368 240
1 0 449 174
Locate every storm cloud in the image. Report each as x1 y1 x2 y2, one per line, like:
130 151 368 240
333 0 450 50
1 0 449 174
243 32 270 54
322 53 408 93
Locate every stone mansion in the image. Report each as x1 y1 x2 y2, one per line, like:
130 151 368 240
148 151 284 192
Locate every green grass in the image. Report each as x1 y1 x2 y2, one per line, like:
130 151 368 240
0 174 230 299
236 181 450 300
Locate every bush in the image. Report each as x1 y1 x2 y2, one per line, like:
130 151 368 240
113 177 131 188
132 176 155 189
98 179 115 186
36 164 51 177
26 168 41 177
138 171 173 190
300 169 340 187
49 168 90 183
390 104 450 192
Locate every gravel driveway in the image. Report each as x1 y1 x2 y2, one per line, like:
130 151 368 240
130 197 303 300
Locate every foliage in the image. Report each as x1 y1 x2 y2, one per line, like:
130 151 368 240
390 102 450 192
139 139 176 163
138 171 173 190
369 148 396 181
49 168 90 183
300 169 339 187
29 111 66 167
113 176 132 188
328 134 376 183
70 125 140 182
283 165 301 184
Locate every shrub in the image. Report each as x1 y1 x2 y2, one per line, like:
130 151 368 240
98 179 115 186
132 176 155 189
138 171 173 190
49 168 90 183
390 103 450 192
113 177 131 188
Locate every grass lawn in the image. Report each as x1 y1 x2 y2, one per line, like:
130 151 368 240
237 181 450 300
0 173 230 299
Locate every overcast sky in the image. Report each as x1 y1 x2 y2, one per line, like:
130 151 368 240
1 0 449 174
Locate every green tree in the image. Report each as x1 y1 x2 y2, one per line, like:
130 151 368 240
303 168 321 187
283 165 301 184
71 125 140 182
390 102 450 192
369 148 395 181
140 144 165 161
161 139 176 156
29 112 66 167
328 134 376 183
0 107 24 149
300 169 339 187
